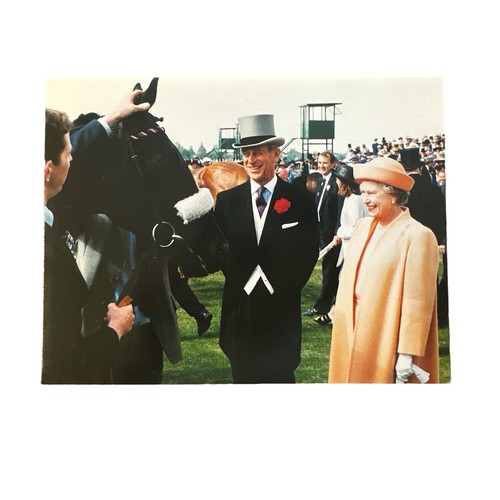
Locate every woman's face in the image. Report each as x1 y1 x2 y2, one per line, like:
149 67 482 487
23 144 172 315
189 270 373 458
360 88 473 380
360 180 396 223
336 177 348 197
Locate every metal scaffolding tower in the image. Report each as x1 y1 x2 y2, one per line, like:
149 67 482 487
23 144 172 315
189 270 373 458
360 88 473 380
299 103 342 159
217 127 241 161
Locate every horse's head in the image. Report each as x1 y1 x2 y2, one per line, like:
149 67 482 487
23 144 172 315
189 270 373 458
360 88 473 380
105 77 228 276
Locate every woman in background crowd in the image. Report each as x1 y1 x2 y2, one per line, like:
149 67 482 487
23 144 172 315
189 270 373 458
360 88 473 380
314 163 368 326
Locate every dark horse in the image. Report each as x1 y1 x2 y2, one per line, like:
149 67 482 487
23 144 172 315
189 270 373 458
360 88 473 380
110 78 228 277
50 77 228 364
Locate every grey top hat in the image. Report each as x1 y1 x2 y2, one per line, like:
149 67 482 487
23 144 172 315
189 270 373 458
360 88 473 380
233 114 285 149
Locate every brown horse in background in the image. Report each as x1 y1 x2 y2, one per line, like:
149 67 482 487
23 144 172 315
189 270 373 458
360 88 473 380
193 161 249 202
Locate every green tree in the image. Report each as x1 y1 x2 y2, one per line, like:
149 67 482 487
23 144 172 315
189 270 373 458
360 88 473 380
282 148 302 162
196 143 207 159
175 142 190 160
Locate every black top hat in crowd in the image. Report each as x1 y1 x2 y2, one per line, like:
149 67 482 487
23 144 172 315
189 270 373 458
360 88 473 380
399 147 422 171
333 162 359 189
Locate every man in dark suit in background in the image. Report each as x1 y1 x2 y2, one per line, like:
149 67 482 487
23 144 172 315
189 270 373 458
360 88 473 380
399 147 448 327
303 151 344 319
215 114 319 383
399 148 446 247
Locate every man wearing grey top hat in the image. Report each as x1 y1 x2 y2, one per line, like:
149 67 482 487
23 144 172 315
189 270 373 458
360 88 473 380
215 114 319 383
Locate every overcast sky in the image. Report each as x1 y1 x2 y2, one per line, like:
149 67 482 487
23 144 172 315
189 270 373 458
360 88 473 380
46 75 443 155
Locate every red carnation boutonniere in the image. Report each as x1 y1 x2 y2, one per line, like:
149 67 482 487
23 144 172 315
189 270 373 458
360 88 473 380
274 198 291 214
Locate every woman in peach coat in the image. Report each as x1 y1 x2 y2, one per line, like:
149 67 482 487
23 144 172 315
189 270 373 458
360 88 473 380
328 157 440 383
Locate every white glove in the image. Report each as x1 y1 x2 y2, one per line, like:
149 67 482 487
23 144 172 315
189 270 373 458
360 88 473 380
413 364 430 384
395 354 413 383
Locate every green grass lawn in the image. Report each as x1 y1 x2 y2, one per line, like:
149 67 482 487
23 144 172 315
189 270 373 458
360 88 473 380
162 262 451 384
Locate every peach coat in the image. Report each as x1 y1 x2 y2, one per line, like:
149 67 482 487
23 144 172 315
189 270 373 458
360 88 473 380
328 208 440 383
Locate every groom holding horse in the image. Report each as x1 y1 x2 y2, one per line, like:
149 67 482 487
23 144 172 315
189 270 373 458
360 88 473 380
215 114 319 383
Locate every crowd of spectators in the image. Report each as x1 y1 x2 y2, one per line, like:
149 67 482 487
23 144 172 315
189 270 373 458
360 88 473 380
274 133 446 187
184 134 446 187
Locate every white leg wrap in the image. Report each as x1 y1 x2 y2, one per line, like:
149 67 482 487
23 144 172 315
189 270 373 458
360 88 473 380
174 188 215 224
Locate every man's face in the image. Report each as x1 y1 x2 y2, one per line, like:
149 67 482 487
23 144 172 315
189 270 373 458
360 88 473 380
242 144 280 185
317 154 334 176
48 132 72 197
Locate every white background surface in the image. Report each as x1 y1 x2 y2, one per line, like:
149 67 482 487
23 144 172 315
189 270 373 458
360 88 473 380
1 1 499 498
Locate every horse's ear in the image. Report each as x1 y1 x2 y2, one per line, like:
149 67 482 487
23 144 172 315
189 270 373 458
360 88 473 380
132 78 158 107
141 77 158 106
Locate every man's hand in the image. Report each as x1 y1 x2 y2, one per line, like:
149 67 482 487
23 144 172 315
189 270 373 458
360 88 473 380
102 90 152 129
105 303 135 338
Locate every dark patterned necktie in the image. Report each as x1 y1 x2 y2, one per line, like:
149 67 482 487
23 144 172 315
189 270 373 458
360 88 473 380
63 230 78 259
256 186 267 217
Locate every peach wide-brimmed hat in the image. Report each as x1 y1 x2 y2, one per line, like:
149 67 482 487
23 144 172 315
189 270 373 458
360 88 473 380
353 156 414 191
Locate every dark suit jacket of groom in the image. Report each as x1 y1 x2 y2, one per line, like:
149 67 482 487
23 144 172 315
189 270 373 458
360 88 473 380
42 221 120 384
215 177 319 376
44 119 123 384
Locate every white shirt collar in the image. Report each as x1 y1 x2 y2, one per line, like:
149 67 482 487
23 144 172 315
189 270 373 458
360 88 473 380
250 174 278 195
44 206 54 227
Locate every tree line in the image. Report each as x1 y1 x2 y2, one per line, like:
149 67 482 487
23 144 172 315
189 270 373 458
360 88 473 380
175 141 304 163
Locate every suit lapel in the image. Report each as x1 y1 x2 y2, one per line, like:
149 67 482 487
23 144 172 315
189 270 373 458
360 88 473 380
319 174 336 218
236 181 259 248
259 178 284 248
